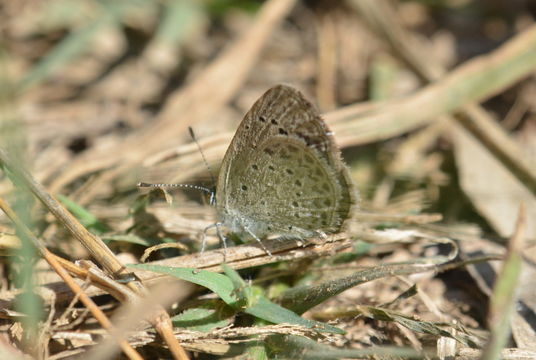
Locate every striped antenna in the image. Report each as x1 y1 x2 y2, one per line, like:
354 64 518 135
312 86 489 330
188 126 216 186
137 182 211 194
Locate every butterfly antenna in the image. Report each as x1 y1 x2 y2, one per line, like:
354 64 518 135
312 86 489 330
188 127 217 204
137 182 213 196
188 127 216 184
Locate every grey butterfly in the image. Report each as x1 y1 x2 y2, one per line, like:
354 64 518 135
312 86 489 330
214 84 358 254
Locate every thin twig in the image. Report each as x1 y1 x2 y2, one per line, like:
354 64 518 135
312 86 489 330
0 233 351 308
0 148 131 279
0 197 143 360
0 148 189 360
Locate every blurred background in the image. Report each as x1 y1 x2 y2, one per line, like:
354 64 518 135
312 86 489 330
0 0 535 357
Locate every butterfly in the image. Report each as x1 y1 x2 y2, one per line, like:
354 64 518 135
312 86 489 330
140 85 357 256
213 85 357 254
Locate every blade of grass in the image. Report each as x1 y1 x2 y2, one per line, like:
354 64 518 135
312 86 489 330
265 335 424 359
19 14 114 91
57 194 109 234
130 264 344 334
102 234 151 246
129 264 241 305
171 302 234 332
0 198 143 360
359 306 475 346
0 148 129 278
221 264 344 334
481 204 525 360
12 191 41 352
0 149 188 359
279 236 458 315
279 252 500 317
18 0 152 91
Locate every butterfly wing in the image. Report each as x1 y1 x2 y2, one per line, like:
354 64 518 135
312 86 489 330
216 85 357 238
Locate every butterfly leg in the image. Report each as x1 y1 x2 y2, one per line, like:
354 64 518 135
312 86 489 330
308 229 328 245
202 222 229 261
201 223 223 253
215 223 228 251
215 223 229 262
244 227 272 256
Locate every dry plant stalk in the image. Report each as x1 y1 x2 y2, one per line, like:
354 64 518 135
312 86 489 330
0 148 189 359
0 198 142 360
348 0 536 195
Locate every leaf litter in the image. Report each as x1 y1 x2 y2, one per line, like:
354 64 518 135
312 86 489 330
0 0 535 359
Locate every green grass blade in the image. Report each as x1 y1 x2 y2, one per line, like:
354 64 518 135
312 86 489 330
171 302 234 332
131 264 344 334
481 206 525 360
245 296 344 334
57 194 108 234
101 234 150 246
279 263 438 314
128 264 238 305
19 15 114 91
266 335 424 359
